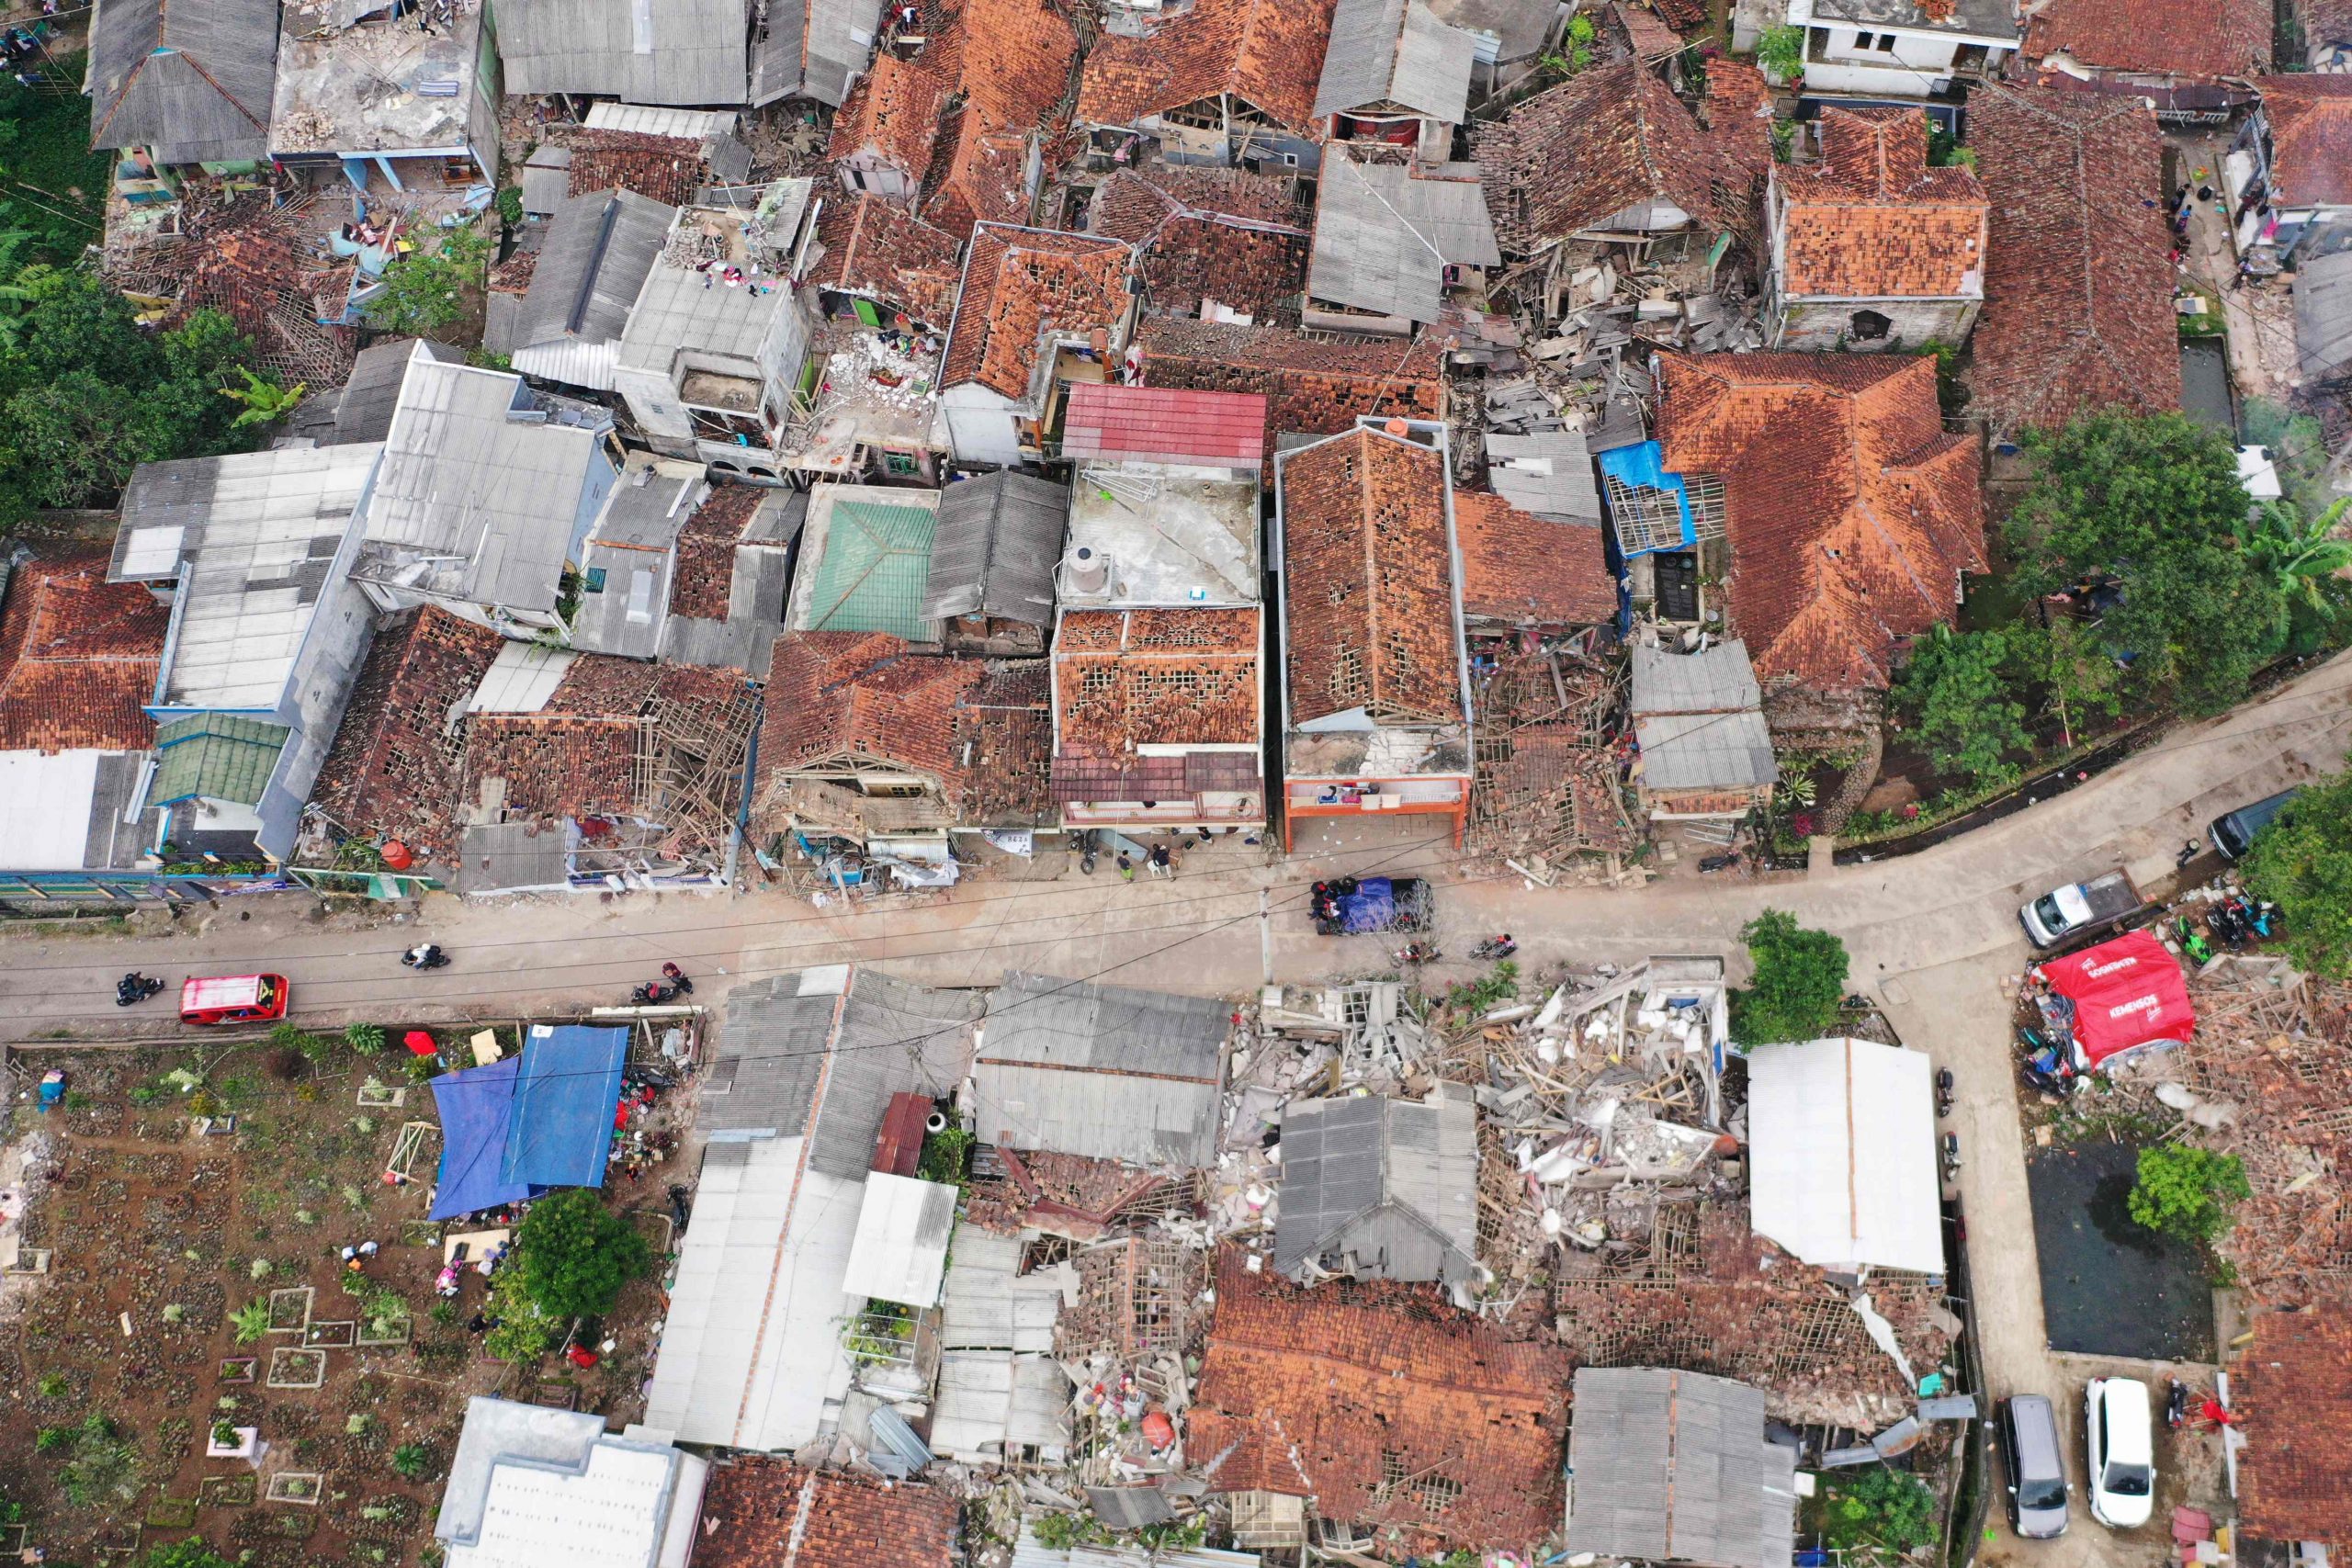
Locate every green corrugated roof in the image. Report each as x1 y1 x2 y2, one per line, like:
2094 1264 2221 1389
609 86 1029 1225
152 714 291 807
805 497 942 641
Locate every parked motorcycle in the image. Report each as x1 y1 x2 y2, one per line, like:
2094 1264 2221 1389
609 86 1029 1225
660 962 695 995
2166 1379 2191 1431
1469 934 1517 961
400 944 449 970
2175 916 2214 965
1075 829 1100 875
1940 1132 1962 1177
2207 900 2246 953
1935 1067 1955 1119
1697 850 1741 874
631 980 682 1006
114 972 164 1008
1393 942 1442 966
2245 899 2280 939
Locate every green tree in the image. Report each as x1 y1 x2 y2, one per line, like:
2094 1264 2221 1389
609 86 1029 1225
2005 411 2286 716
2010 616 2126 748
2243 497 2352 653
1894 625 2030 787
483 1297 560 1365
2128 1145 2250 1243
1758 25 1805 80
2240 762 2352 979
218 366 306 430
1732 908 1850 1044
367 220 494 337
1819 1467 1939 1556
513 1189 651 1320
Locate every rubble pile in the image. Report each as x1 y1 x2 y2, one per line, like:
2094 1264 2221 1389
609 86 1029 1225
2096 957 2352 1304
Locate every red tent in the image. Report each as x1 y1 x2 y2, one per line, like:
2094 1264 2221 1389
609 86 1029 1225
2039 929 2196 1068
403 1030 438 1056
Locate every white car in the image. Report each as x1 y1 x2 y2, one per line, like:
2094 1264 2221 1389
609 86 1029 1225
2086 1377 2155 1528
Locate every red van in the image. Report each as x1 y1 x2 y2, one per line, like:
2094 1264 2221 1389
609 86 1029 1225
179 974 291 1026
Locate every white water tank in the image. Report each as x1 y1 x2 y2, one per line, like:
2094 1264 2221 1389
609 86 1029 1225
1064 545 1111 596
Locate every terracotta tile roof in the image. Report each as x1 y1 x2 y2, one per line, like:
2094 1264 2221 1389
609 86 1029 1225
2257 74 2352 209
464 659 752 821
1454 490 1619 627
1476 58 1763 254
939 225 1131 401
0 551 168 755
924 108 1036 241
2237 1308 2352 1546
1077 0 1339 137
1136 317 1443 482
1061 382 1269 467
668 482 766 620
933 0 1082 134
2023 0 2270 78
827 53 952 182
487 247 539 297
760 630 983 782
956 659 1057 827
1777 107 1987 299
692 1456 959 1568
1090 167 1311 326
565 130 705 207
811 194 965 327
1966 85 2182 437
1657 352 1986 693
309 607 503 857
1053 606 1261 753
1280 426 1464 725
1190 1248 1570 1551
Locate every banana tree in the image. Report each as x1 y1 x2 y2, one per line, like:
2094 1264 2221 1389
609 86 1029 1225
2245 497 2352 610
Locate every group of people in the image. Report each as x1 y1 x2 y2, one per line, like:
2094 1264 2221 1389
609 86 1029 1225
1115 841 1180 882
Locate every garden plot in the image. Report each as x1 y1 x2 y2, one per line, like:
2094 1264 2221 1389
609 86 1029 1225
0 1037 668 1565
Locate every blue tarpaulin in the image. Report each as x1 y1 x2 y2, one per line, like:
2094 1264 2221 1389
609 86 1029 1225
1335 877 1399 933
499 1024 628 1190
428 1058 535 1221
1596 441 1695 555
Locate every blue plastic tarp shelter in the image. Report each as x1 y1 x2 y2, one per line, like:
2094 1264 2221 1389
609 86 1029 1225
498 1024 628 1190
428 1058 535 1221
1336 878 1399 933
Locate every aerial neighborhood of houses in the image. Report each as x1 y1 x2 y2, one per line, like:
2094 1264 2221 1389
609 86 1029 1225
4 0 2352 1563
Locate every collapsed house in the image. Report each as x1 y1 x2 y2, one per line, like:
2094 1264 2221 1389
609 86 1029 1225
455 654 760 892
1189 1249 1572 1554
2235 76 2352 269
1272 1087 1480 1290
1086 168 1312 329
1464 644 1635 880
2233 1307 2352 1550
1075 0 1339 172
934 225 1136 468
2020 0 2268 114
269 0 498 210
691 1457 961 1568
973 972 1231 1168
1304 150 1499 335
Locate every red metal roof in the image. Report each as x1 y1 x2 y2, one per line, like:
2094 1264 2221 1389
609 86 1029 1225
1060 383 1268 471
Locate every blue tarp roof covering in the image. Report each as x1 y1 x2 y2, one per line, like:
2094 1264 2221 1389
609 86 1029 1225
1596 441 1695 554
428 1058 536 1221
499 1024 628 1190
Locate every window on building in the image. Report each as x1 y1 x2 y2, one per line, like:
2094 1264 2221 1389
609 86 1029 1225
1850 309 1894 341
1853 29 1874 47
1875 32 1898 51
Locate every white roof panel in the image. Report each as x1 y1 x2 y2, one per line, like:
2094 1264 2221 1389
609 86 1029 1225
841 1172 956 1308
468 642 577 714
0 750 107 870
1746 1036 1943 1274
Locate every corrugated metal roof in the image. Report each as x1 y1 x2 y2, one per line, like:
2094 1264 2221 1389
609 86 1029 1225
88 0 278 164
111 443 380 710
1307 154 1499 322
972 972 1229 1168
1747 1036 1943 1273
1314 0 1475 121
1566 1367 1796 1568
1012 1524 1262 1568
2297 248 2352 380
454 819 572 895
921 473 1067 626
1629 638 1762 715
939 1229 1063 1353
513 189 679 392
840 1172 957 1307
584 102 741 139
520 146 575 217
571 460 705 660
1633 709 1777 791
1272 1088 1478 1284
496 0 751 106
365 359 614 615
1485 430 1602 522
1060 384 1268 470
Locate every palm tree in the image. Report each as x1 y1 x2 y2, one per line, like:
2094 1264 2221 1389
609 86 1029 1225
0 227 37 351
2245 498 2352 611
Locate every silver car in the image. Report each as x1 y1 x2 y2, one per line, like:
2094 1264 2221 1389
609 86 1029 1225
2003 1394 2071 1539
